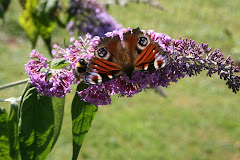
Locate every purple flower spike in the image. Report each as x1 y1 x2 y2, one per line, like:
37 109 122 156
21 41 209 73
75 29 239 106
26 28 240 106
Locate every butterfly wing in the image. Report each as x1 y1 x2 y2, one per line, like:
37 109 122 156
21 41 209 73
134 43 169 71
85 36 123 84
122 27 169 72
86 57 122 84
134 43 158 70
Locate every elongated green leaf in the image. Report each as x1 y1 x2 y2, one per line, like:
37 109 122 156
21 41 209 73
18 0 39 47
51 96 65 149
19 0 56 48
19 84 54 160
71 83 98 160
8 100 20 160
42 36 53 58
51 58 70 69
35 0 58 41
0 108 11 160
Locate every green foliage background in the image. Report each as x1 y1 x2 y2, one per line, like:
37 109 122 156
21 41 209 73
0 0 240 159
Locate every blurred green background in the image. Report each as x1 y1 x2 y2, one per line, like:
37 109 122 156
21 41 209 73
0 0 240 159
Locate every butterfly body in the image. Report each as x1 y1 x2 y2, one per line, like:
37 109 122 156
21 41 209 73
77 28 170 84
76 59 87 73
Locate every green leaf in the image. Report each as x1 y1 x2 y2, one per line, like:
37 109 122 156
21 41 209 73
18 0 39 47
42 36 53 58
71 83 98 160
35 0 59 15
51 58 70 69
34 0 58 40
8 100 20 160
51 96 65 149
19 84 54 160
18 0 57 48
0 108 11 160
19 82 32 108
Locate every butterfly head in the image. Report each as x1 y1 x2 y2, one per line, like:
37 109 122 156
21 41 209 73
76 59 87 73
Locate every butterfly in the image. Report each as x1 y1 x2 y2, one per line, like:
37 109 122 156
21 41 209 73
77 27 170 84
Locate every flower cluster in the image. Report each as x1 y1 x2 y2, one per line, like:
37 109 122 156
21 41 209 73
76 29 239 106
25 50 75 98
67 0 122 36
26 28 240 105
50 33 98 74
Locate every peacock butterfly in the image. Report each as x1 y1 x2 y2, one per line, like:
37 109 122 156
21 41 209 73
77 27 170 84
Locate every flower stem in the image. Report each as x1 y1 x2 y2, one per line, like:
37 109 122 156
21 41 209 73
0 78 30 90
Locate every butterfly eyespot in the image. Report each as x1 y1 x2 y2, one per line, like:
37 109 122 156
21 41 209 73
95 47 111 60
154 54 169 69
86 72 102 84
137 36 150 52
138 37 148 46
98 48 107 57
